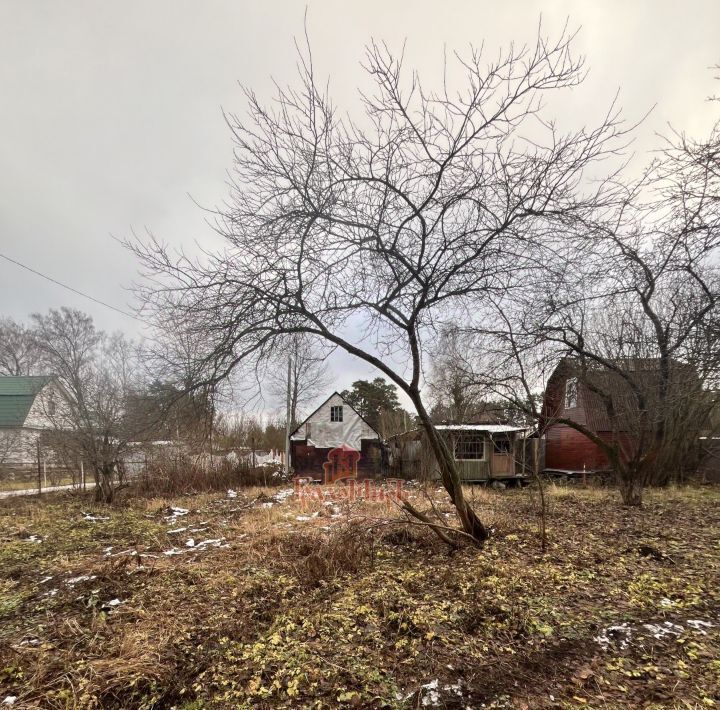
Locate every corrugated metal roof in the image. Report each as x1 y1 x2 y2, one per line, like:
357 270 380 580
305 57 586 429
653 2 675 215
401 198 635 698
434 424 527 434
0 376 54 427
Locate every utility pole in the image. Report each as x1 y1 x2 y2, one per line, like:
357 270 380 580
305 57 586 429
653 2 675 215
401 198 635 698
285 354 292 475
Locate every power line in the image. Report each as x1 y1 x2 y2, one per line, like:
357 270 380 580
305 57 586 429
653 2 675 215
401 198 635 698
0 250 146 324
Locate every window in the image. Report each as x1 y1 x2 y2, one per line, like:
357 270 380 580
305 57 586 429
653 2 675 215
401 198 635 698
47 394 57 416
454 435 485 461
564 377 578 409
306 423 312 439
330 405 343 423
493 438 511 454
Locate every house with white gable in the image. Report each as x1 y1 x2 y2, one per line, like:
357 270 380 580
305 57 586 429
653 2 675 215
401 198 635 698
289 392 383 479
0 376 70 468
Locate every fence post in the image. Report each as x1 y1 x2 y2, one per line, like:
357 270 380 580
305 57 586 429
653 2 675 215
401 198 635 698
36 440 42 496
81 460 85 491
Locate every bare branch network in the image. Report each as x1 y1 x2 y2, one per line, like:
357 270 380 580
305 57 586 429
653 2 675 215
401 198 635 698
128 27 718 536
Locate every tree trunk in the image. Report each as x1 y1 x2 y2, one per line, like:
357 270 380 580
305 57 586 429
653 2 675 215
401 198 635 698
411 393 488 543
94 466 115 504
619 474 643 507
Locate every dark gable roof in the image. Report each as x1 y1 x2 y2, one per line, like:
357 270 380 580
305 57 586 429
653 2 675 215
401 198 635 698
290 391 381 439
0 376 55 427
545 357 700 431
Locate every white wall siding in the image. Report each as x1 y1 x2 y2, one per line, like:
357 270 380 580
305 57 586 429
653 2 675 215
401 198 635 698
0 428 42 466
294 393 378 449
24 382 71 429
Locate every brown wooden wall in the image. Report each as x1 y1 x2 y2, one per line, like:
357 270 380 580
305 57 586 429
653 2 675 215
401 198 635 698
544 425 612 471
290 440 383 479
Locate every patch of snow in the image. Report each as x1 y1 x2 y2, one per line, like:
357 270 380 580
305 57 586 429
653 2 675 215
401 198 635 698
659 597 675 607
99 598 125 612
273 488 294 502
25 535 42 543
643 621 684 639
166 527 187 535
44 589 58 597
2 697 17 706
194 538 227 549
82 512 110 521
164 507 189 521
687 620 713 634
164 537 228 555
227 489 238 498
296 512 320 522
66 575 97 586
419 679 440 707
261 502 274 509
38 576 53 584
595 623 632 650
444 682 463 697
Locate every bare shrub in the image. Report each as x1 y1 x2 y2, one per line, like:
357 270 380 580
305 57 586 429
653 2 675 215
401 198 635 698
132 455 283 497
261 525 374 587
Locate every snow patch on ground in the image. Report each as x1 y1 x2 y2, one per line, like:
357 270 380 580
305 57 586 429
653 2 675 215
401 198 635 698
82 512 109 521
273 488 294 502
296 512 320 522
403 679 465 707
164 507 189 522
164 537 229 555
595 623 632 650
596 617 716 650
687 620 714 634
643 621 684 639
66 575 97 586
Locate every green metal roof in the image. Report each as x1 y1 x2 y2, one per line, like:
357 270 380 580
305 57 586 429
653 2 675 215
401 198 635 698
0 376 54 427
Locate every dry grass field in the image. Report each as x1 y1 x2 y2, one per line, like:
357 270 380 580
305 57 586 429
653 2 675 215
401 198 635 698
1 482 719 708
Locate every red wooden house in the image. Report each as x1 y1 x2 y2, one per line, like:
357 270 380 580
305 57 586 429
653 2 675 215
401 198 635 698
541 357 701 472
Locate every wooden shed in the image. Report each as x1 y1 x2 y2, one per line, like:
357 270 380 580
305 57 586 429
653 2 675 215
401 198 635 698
389 424 529 482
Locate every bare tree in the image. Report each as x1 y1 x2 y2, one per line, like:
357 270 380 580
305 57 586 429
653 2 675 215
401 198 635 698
130 28 629 542
267 334 331 429
0 317 40 376
31 308 145 503
427 327 482 423
465 98 720 507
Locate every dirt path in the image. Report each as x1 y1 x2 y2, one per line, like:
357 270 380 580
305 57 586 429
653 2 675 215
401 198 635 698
0 482 95 498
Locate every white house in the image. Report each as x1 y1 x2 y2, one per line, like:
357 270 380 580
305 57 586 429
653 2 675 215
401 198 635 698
289 392 382 478
0 376 69 467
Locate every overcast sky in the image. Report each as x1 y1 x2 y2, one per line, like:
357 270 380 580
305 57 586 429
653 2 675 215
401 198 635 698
1 0 718 413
